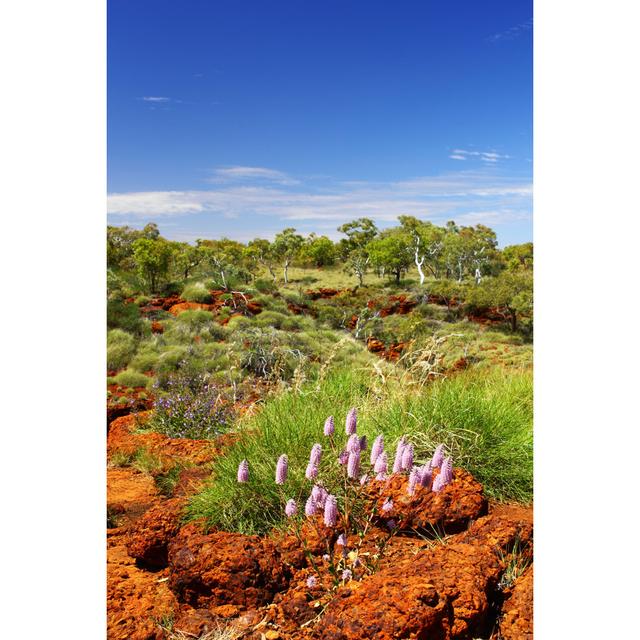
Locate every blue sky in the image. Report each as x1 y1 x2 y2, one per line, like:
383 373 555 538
107 0 532 246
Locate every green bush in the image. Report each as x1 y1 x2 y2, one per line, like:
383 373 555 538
254 310 290 330
255 278 278 294
107 298 143 334
181 282 213 303
107 329 137 370
113 369 152 389
226 315 253 331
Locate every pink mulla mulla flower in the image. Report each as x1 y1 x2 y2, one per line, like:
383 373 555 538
237 460 249 483
338 449 349 465
324 415 335 436
305 494 317 517
341 569 352 581
407 467 418 496
401 443 414 471
440 456 454 484
285 499 298 517
347 433 361 454
431 444 445 469
382 498 393 513
432 473 445 493
345 408 357 435
309 443 323 467
324 495 338 527
275 454 288 485
374 452 388 475
347 450 361 479
306 575 318 589
336 533 347 546
370 434 384 466
305 463 319 480
392 437 407 473
417 464 432 488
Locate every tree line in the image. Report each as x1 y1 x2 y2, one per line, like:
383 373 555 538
107 218 532 293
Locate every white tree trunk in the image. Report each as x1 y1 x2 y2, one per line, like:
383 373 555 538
283 260 289 283
415 249 425 285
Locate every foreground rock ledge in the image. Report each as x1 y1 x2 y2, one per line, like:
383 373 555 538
311 512 533 640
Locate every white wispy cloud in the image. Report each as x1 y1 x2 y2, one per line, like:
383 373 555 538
487 18 533 43
141 96 171 102
450 149 510 163
107 169 532 234
209 166 300 186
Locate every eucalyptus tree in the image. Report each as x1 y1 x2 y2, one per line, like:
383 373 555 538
272 228 304 283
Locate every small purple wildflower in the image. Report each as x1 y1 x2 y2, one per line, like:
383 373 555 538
311 484 327 506
285 499 297 517
338 449 349 465
306 575 318 589
370 434 384 466
275 454 288 485
416 464 432 488
324 415 335 436
305 463 319 480
305 495 317 517
347 433 361 454
324 495 338 527
347 450 361 479
336 533 347 546
382 498 393 513
341 569 352 581
401 443 414 471
345 408 357 435
407 467 418 496
309 443 323 466
431 444 445 469
374 452 388 475
352 556 361 568
237 459 249 483
386 519 397 530
392 437 407 473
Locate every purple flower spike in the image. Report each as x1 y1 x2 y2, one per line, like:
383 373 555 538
275 454 288 485
432 444 445 469
347 433 361 454
306 575 318 589
374 452 388 475
370 434 384 466
324 495 338 527
401 443 414 471
432 474 445 492
305 463 318 480
347 450 361 479
309 443 323 466
407 467 418 496
376 472 387 481
341 569 352 581
305 494 317 517
285 499 297 517
417 464 432 488
336 533 347 546
392 437 407 474
382 498 393 512
237 460 249 483
324 416 335 436
338 449 349 465
345 408 357 435
440 457 454 484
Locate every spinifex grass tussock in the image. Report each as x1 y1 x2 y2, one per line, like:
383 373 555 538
187 365 532 534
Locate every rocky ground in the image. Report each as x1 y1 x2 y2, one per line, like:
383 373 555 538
107 413 533 640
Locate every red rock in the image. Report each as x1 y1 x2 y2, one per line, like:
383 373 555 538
366 337 385 353
150 321 164 334
312 511 532 640
168 302 214 316
126 498 185 568
168 530 290 610
499 564 533 639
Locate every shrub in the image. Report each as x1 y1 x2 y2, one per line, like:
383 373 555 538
107 298 143 334
226 315 253 331
254 310 289 330
181 282 213 303
150 370 233 439
113 369 151 389
107 329 136 370
255 278 278 294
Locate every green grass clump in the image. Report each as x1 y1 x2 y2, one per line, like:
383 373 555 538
112 369 151 389
107 329 137 370
181 282 213 303
187 366 532 534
